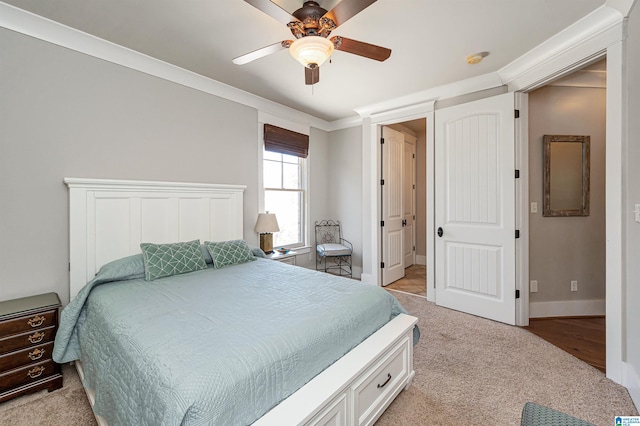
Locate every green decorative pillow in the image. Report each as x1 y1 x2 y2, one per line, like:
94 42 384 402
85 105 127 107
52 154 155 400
140 240 207 281
204 240 256 269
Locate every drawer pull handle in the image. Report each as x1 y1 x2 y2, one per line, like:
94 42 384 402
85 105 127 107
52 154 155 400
28 331 45 344
377 373 392 389
27 366 45 379
28 348 46 361
27 315 46 327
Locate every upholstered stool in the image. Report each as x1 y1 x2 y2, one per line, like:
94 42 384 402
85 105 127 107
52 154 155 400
521 402 595 426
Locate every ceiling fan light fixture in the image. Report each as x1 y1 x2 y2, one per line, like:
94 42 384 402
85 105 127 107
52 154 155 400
289 36 334 68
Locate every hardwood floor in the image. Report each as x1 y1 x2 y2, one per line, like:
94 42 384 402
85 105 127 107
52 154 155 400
384 265 426 296
523 317 606 373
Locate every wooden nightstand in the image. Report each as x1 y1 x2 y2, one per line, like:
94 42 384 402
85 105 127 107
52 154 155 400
266 251 297 265
0 292 63 403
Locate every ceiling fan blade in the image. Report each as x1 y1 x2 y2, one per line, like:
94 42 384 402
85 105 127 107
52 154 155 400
233 41 292 65
305 66 320 85
243 0 298 25
323 0 377 28
331 36 391 62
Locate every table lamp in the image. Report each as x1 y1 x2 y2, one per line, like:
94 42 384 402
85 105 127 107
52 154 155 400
254 212 279 254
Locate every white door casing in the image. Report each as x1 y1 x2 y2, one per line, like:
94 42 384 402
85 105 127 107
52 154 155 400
403 136 417 268
435 92 517 325
382 126 405 286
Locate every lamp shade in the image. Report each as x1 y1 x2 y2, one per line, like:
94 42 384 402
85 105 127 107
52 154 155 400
254 213 280 233
289 36 334 68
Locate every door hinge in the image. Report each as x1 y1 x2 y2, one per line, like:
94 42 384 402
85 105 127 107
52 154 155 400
515 230 520 239
380 137 385 144
515 109 520 119
412 153 415 159
413 246 416 251
516 289 520 299
413 215 415 220
515 169 520 179
380 262 385 268
380 179 385 185
380 220 385 227
68 263 71 272
412 184 415 189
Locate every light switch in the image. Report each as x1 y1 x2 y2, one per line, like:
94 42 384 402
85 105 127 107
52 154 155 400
531 202 538 214
635 204 640 223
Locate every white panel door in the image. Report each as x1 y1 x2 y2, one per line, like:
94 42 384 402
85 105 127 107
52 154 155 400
382 126 405 286
403 139 416 268
435 92 516 325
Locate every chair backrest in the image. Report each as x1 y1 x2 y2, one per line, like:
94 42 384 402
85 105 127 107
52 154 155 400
315 220 342 245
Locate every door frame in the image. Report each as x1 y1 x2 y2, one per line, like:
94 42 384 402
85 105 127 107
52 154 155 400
360 104 436 303
359 6 628 383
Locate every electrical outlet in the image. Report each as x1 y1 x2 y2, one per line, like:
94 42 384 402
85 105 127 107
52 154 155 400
531 202 538 214
571 280 578 292
530 280 538 293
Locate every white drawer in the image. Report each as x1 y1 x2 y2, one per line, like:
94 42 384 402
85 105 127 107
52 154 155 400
351 336 410 426
308 392 348 426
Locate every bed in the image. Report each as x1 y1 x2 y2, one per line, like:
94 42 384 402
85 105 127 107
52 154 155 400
54 178 418 425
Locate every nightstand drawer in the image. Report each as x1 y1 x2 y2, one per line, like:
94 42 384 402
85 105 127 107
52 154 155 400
0 342 54 372
0 326 56 355
0 310 57 336
0 359 56 393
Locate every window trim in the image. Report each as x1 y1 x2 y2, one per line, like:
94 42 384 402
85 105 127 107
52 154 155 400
257 115 311 253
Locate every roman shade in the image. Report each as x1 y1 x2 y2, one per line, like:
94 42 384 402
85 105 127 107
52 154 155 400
264 124 309 158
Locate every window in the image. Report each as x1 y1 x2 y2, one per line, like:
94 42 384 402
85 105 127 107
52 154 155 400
263 150 306 248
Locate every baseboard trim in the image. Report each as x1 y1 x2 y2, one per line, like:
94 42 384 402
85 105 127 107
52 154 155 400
623 362 640 409
415 255 427 266
529 299 605 318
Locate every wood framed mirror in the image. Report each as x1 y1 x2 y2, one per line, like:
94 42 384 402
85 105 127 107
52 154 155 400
543 135 590 217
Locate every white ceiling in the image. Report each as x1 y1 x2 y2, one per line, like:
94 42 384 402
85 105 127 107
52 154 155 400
3 0 605 122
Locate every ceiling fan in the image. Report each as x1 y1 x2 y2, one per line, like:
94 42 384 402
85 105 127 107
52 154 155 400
233 0 391 85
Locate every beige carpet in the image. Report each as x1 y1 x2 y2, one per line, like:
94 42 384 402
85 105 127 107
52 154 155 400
0 291 636 425
377 290 638 426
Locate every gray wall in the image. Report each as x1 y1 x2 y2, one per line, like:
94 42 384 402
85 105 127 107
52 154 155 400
624 0 640 396
326 126 363 274
528 85 606 303
295 127 331 270
0 28 259 304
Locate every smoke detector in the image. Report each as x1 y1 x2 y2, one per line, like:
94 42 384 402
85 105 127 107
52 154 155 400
467 51 489 64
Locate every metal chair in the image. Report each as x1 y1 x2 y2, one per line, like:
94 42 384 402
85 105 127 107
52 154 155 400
315 220 353 277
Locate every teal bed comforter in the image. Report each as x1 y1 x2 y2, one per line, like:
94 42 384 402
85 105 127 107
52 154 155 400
53 255 416 425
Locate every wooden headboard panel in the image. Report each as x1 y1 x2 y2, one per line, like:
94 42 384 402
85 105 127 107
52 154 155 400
65 178 246 300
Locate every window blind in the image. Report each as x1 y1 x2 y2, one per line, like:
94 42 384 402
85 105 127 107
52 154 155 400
264 124 309 158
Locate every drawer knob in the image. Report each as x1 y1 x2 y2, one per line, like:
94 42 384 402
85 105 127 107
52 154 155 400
27 315 46 328
28 331 45 344
28 348 46 361
377 373 392 389
27 366 45 379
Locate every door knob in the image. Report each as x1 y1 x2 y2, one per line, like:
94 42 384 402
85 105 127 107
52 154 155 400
437 227 443 237
402 219 407 227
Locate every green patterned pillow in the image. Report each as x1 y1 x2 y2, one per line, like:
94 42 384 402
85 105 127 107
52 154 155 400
204 240 256 269
140 240 208 281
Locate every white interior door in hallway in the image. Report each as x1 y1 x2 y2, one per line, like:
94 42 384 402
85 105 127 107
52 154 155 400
381 126 405 286
403 134 417 269
434 92 517 325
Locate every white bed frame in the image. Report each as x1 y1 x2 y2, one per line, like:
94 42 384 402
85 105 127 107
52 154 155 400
65 178 417 426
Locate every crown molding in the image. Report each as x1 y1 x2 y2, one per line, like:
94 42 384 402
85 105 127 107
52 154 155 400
498 5 625 91
0 2 335 132
353 72 503 119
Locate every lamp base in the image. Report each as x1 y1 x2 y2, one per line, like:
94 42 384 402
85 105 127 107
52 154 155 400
259 233 274 254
